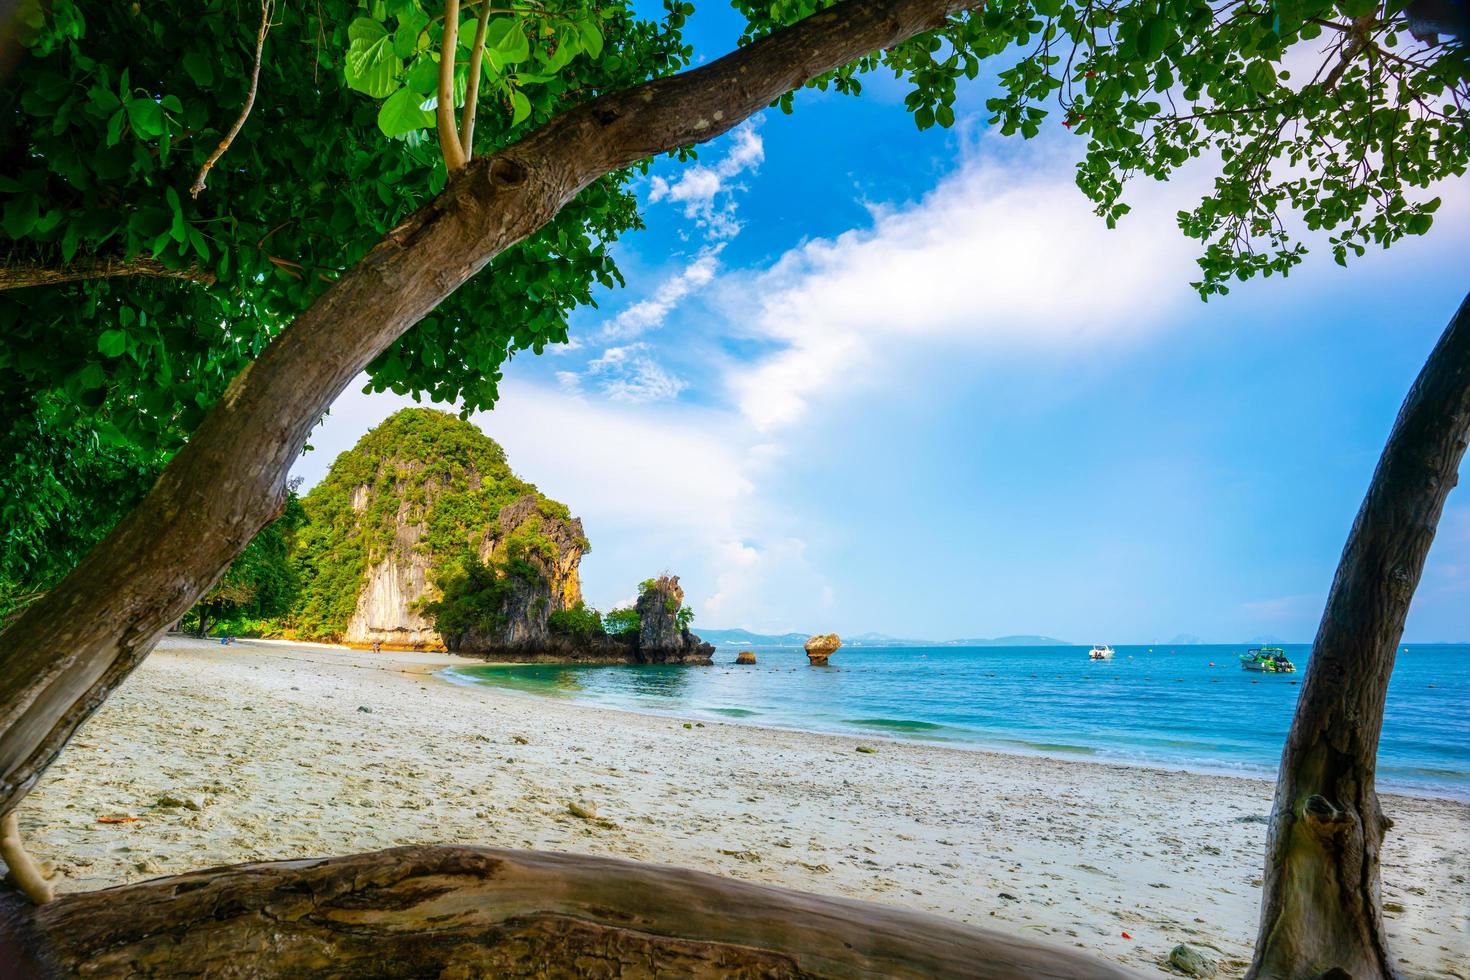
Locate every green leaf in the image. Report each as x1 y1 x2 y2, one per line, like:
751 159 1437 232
578 19 604 59
76 362 106 391
1245 60 1277 94
483 17 517 50
345 17 401 98
377 85 435 137
167 186 187 243
393 7 428 59
188 225 210 259
405 56 438 95
510 88 531 125
1137 17 1171 60
61 220 80 262
495 22 530 64
182 51 215 87
2 196 38 238
1032 0 1062 16
125 98 164 138
98 329 128 358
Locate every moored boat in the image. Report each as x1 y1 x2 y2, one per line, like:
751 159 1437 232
1239 647 1296 673
1089 644 1115 661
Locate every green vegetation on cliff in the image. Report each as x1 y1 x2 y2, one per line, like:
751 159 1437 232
286 408 580 641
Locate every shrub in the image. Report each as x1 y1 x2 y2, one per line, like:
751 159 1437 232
548 602 604 637
603 606 640 636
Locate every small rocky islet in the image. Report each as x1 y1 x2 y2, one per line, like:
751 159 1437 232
273 408 713 664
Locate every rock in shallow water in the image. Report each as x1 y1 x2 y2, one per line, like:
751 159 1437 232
736 650 757 665
804 633 841 665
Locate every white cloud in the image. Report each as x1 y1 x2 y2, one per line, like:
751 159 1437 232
599 247 724 341
720 137 1202 431
647 123 765 240
586 344 689 402
468 381 830 629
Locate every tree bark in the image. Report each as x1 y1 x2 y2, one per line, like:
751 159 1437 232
0 256 215 290
0 0 984 817
0 845 1142 978
1247 291 1470 980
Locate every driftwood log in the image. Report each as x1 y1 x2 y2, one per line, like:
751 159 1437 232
0 845 1142 978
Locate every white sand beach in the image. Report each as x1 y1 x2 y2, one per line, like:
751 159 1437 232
15 637 1469 977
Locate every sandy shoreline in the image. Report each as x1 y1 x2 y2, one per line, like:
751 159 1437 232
16 637 1470 977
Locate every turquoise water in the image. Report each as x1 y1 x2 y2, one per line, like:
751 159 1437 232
444 644 1470 799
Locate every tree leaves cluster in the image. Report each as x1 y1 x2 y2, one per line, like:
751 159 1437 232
733 0 1467 294
3 0 1465 605
0 0 687 599
182 485 306 638
344 0 612 136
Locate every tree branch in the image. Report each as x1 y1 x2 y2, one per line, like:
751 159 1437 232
459 0 493 160
190 0 275 198
438 0 469 172
0 0 985 818
0 256 216 291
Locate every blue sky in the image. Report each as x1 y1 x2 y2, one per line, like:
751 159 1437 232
294 4 1470 644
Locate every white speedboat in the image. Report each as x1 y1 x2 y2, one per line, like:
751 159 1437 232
1089 644 1115 661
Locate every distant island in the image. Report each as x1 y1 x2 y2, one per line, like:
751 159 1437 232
698 629 1074 647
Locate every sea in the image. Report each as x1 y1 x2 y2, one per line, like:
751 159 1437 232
443 643 1470 800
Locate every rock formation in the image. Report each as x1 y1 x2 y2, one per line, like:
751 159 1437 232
291 409 585 652
634 576 715 665
458 494 587 651
805 633 841 665
286 409 713 664
736 649 757 665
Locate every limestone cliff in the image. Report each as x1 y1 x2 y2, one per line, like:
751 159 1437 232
286 409 713 664
288 409 585 651
635 576 716 664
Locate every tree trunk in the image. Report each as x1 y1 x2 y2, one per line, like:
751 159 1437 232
0 845 1142 978
1248 291 1470 979
0 0 985 818
0 256 215 291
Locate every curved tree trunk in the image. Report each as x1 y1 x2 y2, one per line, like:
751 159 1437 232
0 845 1143 978
0 0 985 819
1248 291 1470 979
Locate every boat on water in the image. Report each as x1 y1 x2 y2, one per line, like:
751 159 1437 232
1088 644 1115 661
1240 647 1296 673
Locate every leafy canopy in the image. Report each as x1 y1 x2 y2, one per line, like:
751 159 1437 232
2 0 1464 602
736 0 1467 294
0 0 686 595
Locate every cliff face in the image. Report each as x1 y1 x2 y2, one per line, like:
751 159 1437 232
635 576 715 665
287 408 712 665
290 409 585 651
459 494 586 650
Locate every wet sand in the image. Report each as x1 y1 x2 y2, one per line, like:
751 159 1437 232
15 637 1470 977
